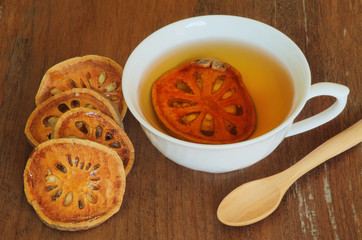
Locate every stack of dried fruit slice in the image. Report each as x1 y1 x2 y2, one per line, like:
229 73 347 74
23 55 134 231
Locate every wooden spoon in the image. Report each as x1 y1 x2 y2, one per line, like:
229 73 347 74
217 119 362 226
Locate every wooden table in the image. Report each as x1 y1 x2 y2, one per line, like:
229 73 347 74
0 1 360 239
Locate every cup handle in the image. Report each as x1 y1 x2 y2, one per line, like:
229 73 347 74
286 82 350 137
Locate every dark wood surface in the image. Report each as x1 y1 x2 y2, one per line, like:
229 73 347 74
0 0 360 239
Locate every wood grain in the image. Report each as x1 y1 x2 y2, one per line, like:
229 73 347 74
0 0 360 239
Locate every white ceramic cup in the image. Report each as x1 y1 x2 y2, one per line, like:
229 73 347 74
122 15 349 173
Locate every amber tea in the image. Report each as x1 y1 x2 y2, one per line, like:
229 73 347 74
139 40 295 140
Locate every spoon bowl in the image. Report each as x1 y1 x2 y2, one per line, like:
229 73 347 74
217 179 282 226
217 120 362 226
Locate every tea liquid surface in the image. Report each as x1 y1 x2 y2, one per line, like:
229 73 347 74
139 40 294 140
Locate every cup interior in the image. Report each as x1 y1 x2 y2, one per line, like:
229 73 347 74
123 15 311 146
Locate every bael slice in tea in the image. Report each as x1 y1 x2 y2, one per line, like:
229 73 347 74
23 138 126 231
152 58 256 144
35 55 127 121
25 88 122 146
52 107 135 176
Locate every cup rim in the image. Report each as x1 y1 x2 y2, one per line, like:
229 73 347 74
123 15 311 150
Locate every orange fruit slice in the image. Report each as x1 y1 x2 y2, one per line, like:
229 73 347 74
35 55 127 120
23 138 126 231
52 107 135 176
152 58 256 144
25 88 122 146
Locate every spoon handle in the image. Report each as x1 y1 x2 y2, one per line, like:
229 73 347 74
279 119 362 189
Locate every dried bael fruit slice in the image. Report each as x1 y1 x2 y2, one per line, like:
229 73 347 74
152 58 256 144
35 55 127 121
23 138 126 231
25 88 122 146
52 107 135 176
